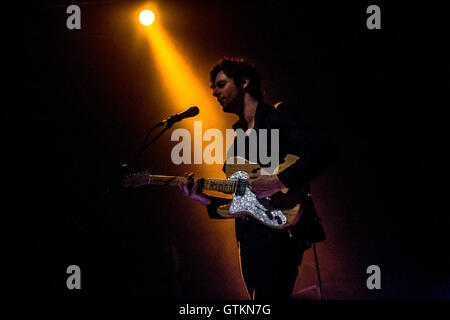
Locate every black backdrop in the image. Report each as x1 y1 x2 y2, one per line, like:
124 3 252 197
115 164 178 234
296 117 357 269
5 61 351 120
4 0 449 301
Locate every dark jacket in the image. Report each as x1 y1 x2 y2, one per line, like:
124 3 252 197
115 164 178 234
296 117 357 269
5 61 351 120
206 102 336 244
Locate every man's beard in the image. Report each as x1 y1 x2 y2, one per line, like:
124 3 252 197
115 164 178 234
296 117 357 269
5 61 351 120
222 103 234 113
222 93 244 115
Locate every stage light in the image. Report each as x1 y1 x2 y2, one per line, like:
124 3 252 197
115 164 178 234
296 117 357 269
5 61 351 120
139 10 155 26
133 5 240 295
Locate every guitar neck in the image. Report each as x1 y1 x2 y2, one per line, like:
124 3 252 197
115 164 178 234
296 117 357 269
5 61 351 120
149 175 236 194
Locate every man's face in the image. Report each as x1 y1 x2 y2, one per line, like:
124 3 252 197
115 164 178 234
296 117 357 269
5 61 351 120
211 71 244 114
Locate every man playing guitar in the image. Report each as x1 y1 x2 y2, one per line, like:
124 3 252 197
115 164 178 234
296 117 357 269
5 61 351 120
178 58 334 300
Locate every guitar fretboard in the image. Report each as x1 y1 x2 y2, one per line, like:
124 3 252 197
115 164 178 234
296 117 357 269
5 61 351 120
148 175 237 194
203 179 236 194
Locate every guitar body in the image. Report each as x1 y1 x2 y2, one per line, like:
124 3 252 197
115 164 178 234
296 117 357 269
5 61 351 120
216 154 302 229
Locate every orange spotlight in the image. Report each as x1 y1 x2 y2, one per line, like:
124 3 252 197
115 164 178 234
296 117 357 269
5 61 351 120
139 9 155 26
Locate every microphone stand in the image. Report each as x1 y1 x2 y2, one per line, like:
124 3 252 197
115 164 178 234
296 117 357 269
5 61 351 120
99 118 175 200
133 119 175 165
96 118 183 298
131 106 198 166
120 117 184 298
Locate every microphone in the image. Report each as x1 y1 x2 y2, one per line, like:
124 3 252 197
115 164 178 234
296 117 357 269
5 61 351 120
158 106 199 128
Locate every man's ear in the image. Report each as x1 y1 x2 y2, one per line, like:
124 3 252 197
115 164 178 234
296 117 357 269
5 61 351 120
241 77 250 90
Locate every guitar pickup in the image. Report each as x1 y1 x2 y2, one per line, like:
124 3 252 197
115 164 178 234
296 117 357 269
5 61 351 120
265 210 274 220
235 179 247 196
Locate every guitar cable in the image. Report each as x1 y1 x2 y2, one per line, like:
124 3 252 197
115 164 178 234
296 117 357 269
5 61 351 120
312 242 324 300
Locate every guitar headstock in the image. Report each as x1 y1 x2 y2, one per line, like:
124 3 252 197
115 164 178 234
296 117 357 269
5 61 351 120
122 171 152 188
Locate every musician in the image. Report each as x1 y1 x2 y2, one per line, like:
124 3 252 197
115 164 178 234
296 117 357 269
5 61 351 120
179 58 335 300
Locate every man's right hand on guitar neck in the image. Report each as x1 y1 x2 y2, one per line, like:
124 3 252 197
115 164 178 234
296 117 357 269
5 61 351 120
179 172 212 206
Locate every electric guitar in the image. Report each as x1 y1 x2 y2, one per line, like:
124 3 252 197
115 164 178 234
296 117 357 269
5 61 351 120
121 154 303 229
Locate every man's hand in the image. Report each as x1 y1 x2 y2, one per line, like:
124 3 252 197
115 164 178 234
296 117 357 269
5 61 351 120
247 174 286 199
178 172 211 206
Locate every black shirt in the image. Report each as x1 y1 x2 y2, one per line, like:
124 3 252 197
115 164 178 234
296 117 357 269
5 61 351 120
206 101 335 244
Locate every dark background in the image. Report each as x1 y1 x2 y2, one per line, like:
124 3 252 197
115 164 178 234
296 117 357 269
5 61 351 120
4 0 449 300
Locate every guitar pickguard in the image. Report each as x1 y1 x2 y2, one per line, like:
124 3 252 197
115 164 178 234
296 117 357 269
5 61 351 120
228 171 288 227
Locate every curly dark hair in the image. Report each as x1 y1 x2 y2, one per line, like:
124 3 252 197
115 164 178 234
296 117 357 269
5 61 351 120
210 58 263 102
